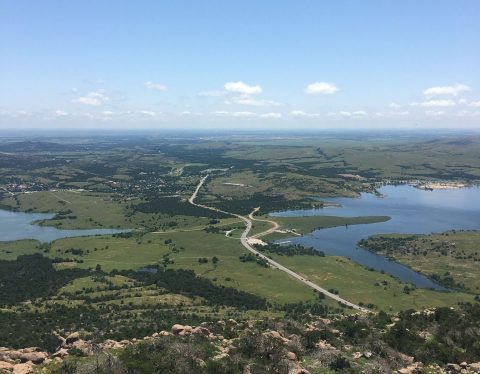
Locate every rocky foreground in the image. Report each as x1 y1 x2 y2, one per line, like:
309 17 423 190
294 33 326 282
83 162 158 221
1 315 480 374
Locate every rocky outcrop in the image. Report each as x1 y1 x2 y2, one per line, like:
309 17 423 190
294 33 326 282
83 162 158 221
1 322 480 374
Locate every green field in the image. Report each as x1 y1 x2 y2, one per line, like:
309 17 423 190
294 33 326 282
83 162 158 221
360 231 480 293
0 223 473 312
257 214 390 240
266 253 473 311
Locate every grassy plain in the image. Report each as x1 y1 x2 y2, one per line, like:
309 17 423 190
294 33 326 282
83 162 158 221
0 190 213 231
266 253 473 311
0 223 474 312
360 231 480 293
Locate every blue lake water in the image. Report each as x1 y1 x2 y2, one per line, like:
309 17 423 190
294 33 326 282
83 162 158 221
0 209 128 242
271 185 480 289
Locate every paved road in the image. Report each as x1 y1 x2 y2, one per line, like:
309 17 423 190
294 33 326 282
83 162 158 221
248 207 281 238
189 174 369 313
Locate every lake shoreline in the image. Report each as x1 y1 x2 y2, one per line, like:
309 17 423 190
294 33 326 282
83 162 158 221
271 184 480 289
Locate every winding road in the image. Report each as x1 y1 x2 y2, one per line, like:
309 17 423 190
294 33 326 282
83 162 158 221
189 174 369 313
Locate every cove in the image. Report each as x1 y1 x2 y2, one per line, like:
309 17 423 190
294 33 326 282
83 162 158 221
271 185 480 290
0 209 128 242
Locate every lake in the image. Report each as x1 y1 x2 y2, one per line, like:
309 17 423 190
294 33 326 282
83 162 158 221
271 185 480 289
0 209 128 242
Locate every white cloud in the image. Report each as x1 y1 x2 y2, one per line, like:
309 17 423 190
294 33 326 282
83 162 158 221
290 110 321 118
230 95 281 107
305 82 338 95
419 99 456 107
73 91 109 106
212 111 281 119
353 110 367 115
140 110 158 117
145 81 167 91
224 81 262 95
290 110 308 117
180 111 203 116
339 111 352 117
468 100 480 108
423 84 470 97
260 112 282 119
232 111 258 117
389 102 402 108
197 90 225 97
424 110 446 116
54 110 68 117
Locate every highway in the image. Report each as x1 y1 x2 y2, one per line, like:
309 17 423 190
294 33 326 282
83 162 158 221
189 174 370 313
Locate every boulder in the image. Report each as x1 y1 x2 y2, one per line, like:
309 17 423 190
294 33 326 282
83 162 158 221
65 332 80 345
3 352 21 361
179 326 192 336
19 351 47 364
0 361 14 372
460 362 468 369
398 353 415 365
330 329 340 336
447 363 462 372
101 340 123 349
363 351 373 359
171 324 186 335
192 327 210 336
52 349 69 359
352 352 362 360
70 339 92 355
212 352 229 361
286 352 297 361
12 364 32 374
470 363 480 372
264 330 289 343
396 362 424 374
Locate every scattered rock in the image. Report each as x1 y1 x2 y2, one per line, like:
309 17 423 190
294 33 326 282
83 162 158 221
460 362 468 369
470 363 480 372
192 327 210 336
212 352 229 361
398 353 415 365
52 348 69 359
352 352 362 359
286 351 297 361
101 339 123 349
447 363 462 372
396 362 423 374
330 329 340 336
263 330 289 343
363 351 373 359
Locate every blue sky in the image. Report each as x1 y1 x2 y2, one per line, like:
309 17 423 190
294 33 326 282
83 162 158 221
1 1 479 129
